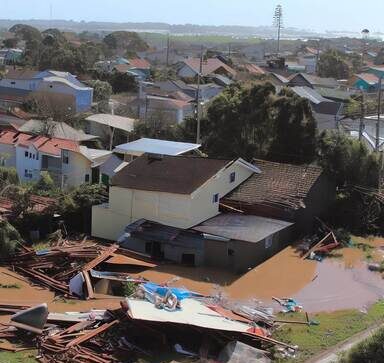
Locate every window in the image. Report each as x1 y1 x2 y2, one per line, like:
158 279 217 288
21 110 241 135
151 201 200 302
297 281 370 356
230 172 236 183
0 157 5 166
36 153 39 160
85 174 90 183
29 153 32 158
49 85 53 88
25 151 28 158
62 150 69 164
32 154 35 160
24 169 28 177
228 249 235 257
212 193 219 203
10 81 15 85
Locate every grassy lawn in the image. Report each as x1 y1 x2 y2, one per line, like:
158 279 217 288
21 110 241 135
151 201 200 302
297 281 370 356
0 350 38 363
273 301 384 362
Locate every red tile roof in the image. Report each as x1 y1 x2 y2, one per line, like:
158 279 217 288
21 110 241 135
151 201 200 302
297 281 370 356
128 58 151 69
0 130 79 156
355 73 379 85
0 195 56 216
183 58 236 77
243 63 266 75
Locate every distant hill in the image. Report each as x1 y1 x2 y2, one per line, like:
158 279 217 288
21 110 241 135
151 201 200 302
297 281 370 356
0 19 329 39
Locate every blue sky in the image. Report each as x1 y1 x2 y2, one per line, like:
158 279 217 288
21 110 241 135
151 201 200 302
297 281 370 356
1 0 383 32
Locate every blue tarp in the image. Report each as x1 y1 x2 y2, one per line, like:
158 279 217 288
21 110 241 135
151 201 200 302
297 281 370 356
142 282 202 301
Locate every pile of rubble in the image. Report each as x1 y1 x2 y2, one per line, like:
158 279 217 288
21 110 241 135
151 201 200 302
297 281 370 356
0 240 317 361
0 241 155 299
0 276 320 362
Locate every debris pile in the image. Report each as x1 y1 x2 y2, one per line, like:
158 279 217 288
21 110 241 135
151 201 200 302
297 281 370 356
0 280 308 362
0 242 155 299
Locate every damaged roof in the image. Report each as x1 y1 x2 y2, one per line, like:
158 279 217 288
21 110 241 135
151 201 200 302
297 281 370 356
224 159 323 210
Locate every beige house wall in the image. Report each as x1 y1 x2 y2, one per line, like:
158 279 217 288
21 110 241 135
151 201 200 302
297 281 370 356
92 161 254 241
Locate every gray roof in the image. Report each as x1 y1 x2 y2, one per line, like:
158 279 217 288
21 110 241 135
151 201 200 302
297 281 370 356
114 138 201 156
85 114 136 133
19 120 98 142
194 213 293 244
291 86 330 105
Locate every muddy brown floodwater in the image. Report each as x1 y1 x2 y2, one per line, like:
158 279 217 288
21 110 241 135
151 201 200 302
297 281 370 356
131 246 318 301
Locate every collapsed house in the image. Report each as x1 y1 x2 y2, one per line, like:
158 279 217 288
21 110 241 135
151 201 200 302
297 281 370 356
222 159 334 233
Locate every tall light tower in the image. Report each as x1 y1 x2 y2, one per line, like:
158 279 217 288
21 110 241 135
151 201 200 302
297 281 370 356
361 29 370 68
274 5 283 56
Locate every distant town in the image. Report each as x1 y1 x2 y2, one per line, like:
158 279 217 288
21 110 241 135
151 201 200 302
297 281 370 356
1 4 384 363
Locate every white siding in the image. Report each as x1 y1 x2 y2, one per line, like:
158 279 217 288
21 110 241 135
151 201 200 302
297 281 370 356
62 151 91 188
16 145 42 182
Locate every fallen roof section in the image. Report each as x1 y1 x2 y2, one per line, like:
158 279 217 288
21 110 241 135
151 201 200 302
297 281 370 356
126 297 253 333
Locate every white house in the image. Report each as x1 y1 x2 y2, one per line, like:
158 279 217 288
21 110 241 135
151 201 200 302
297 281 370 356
0 130 112 188
92 154 260 241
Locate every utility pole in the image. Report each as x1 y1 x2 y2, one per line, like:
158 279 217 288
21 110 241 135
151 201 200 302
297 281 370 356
196 47 204 144
376 77 383 152
274 5 283 56
359 90 365 141
166 33 170 67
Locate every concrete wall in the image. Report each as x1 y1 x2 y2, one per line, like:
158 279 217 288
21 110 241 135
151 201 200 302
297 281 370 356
204 223 295 273
62 151 92 189
190 162 253 227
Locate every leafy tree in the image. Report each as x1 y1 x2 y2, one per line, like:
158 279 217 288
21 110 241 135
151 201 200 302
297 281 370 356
318 130 380 188
3 38 18 48
204 82 276 159
201 82 317 163
269 88 317 163
32 172 56 196
0 167 19 192
9 24 42 43
339 327 384 363
109 72 137 93
318 49 351 79
317 131 382 234
0 220 22 258
86 80 112 103
103 31 149 54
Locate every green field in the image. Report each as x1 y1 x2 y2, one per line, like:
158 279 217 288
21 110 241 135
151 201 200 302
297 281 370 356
273 301 384 362
0 350 38 363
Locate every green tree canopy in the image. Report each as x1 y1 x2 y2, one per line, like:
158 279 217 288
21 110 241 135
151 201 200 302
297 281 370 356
317 130 380 188
103 31 149 53
202 82 317 163
318 49 351 79
86 80 112 103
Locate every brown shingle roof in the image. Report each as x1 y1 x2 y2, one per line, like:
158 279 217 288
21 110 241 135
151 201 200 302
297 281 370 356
224 159 323 210
111 155 230 194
